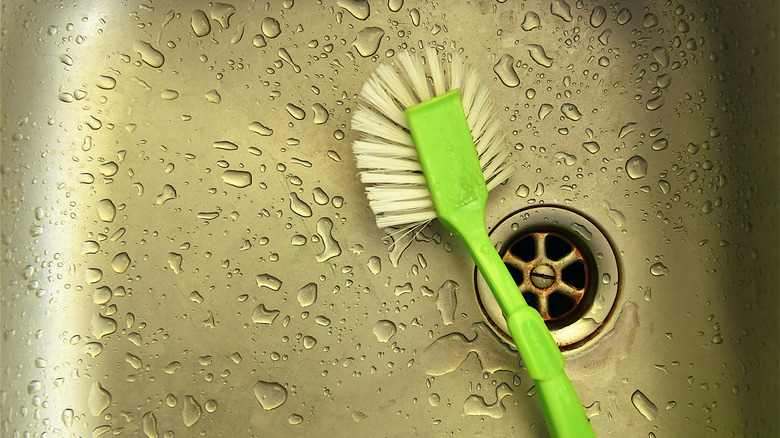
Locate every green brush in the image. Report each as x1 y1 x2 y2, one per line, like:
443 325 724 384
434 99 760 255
352 49 595 438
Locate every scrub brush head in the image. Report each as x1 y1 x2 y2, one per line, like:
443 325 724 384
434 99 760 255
351 48 515 232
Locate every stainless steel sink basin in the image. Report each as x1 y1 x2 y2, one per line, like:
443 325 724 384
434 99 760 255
2 0 778 436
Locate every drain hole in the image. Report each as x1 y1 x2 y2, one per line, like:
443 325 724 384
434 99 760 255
548 292 575 318
509 236 535 262
562 261 587 289
545 234 572 261
522 292 538 310
506 264 525 285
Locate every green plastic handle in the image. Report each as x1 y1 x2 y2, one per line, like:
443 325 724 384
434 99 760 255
406 89 595 438
460 223 596 438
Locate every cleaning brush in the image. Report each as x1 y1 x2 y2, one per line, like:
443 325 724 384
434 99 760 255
351 48 595 438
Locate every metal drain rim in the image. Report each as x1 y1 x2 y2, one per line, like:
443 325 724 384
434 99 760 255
474 205 621 351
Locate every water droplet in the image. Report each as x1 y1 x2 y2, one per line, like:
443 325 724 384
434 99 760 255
62 408 74 427
626 155 648 179
550 0 573 22
651 47 669 68
249 121 274 136
261 17 281 38
527 44 553 67
302 335 317 349
84 342 103 357
463 383 513 418
191 10 211 37
161 89 179 100
252 34 267 48
373 320 397 342
538 103 553 120
409 8 421 26
297 283 318 307
315 217 341 262
163 362 181 375
252 303 280 324
606 204 625 227
213 141 238 151
584 401 601 418
311 187 330 205
96 75 116 90
598 56 610 67
394 282 413 296
27 380 42 394
561 103 582 121
571 223 593 241
285 103 306 120
367 256 382 275
436 280 459 325
493 54 520 87
88 382 112 416
256 274 282 291
291 234 307 246
643 13 659 28
521 12 541 31
658 180 671 194
156 184 177 204
631 389 658 421
254 381 288 410
312 104 329 125
210 3 236 29
338 0 370 20
96 199 116 222
582 141 600 154
111 252 131 274
288 413 304 425
183 395 202 427
617 8 632 25
428 393 441 406
222 170 252 188
590 6 607 27
651 138 668 151
202 399 218 413
353 27 384 57
650 262 669 276
59 53 74 65
142 411 159 438
91 311 117 338
618 122 637 139
598 28 612 45
278 48 301 73
515 184 530 197
205 89 222 103
646 95 665 111
388 0 404 12
133 40 165 68
288 192 313 217
156 255 179 279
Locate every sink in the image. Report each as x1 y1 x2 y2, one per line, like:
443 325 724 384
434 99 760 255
2 0 777 436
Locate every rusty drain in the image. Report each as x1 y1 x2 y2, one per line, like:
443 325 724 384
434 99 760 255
502 232 590 326
474 206 620 351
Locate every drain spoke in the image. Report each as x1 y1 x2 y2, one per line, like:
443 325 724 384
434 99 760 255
533 233 546 260
556 283 584 300
557 249 580 268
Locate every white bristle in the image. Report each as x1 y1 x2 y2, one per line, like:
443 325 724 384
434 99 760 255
352 48 516 233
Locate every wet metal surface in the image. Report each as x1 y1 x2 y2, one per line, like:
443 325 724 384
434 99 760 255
1 0 778 436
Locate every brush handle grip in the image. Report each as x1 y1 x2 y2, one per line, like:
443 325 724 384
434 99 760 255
462 227 595 438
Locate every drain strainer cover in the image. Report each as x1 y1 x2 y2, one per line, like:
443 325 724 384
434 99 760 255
475 206 620 350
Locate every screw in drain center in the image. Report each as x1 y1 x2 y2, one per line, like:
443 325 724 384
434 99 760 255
529 264 555 289
474 206 620 351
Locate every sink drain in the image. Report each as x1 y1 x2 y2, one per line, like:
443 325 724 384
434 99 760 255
475 206 620 350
